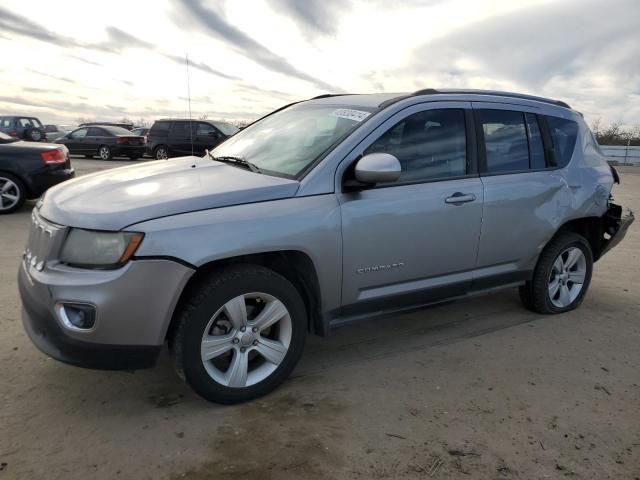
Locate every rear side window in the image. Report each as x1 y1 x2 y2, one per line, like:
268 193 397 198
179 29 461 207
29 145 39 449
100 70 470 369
547 116 578 168
87 127 106 136
170 122 192 136
150 121 171 134
365 108 467 183
478 110 529 173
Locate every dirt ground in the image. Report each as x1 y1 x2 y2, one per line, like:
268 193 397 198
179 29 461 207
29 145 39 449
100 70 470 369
1 159 638 480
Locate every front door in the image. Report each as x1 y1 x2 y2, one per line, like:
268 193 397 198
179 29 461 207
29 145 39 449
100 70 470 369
338 103 483 315
66 128 89 154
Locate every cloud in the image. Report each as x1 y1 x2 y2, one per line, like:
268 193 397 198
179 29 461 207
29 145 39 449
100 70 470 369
162 52 241 80
175 0 343 92
27 69 76 84
394 0 640 123
68 55 102 67
0 6 81 47
92 26 155 53
268 0 349 36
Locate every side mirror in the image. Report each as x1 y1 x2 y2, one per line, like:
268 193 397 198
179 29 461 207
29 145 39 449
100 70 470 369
354 153 401 184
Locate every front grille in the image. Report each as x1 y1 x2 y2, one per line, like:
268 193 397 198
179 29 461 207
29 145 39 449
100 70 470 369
24 209 67 270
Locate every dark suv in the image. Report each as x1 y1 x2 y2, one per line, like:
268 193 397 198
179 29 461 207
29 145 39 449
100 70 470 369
0 116 47 142
146 119 239 159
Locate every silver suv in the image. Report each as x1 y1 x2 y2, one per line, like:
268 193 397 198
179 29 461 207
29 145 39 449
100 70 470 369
18 89 634 404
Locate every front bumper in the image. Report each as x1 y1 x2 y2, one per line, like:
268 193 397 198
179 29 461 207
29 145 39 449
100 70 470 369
18 258 193 370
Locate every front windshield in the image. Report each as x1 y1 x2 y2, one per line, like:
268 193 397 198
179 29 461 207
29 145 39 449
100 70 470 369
211 103 376 177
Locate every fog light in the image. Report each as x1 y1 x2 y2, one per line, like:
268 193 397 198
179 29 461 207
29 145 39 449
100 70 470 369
56 303 96 330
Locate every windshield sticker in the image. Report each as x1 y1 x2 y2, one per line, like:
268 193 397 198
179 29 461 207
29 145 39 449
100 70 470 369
331 109 371 122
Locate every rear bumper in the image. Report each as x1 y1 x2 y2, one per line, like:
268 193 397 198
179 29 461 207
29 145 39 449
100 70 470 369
112 145 145 157
27 167 75 198
599 205 634 258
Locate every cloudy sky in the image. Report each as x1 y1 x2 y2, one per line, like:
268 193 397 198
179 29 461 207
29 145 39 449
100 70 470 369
1 0 638 127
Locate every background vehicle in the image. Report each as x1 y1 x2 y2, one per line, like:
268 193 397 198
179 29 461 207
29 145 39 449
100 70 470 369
0 116 47 142
146 119 239 159
55 125 145 160
44 124 75 142
78 121 134 131
0 132 74 214
19 90 633 403
131 127 150 146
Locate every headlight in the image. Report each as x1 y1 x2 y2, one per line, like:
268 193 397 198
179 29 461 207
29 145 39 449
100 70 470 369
60 229 144 269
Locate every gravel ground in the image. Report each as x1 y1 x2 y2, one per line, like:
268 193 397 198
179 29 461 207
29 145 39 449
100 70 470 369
1 160 638 480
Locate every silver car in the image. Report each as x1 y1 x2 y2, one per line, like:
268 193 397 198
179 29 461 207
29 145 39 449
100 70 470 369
18 89 634 404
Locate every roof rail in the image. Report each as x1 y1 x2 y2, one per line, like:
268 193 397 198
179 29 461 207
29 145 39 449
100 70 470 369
308 93 353 100
411 88 571 109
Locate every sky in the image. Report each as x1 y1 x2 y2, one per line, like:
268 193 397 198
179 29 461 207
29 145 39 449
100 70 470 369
0 0 638 127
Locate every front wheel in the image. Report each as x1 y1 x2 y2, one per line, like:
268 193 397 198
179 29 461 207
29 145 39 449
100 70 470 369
154 145 169 160
519 233 593 314
171 265 307 404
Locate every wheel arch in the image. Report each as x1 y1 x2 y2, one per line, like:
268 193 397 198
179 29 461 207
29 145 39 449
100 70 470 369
0 169 32 197
165 250 325 347
549 216 607 261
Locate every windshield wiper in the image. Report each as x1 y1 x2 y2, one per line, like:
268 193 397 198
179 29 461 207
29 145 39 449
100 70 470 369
207 151 261 173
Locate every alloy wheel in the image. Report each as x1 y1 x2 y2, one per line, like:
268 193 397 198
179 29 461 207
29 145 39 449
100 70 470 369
200 292 292 388
99 146 110 160
0 177 20 211
156 147 168 160
548 246 587 308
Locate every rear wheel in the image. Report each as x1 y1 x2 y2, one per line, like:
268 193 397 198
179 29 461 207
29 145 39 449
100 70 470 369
519 233 593 314
0 173 25 214
172 265 307 404
98 145 112 160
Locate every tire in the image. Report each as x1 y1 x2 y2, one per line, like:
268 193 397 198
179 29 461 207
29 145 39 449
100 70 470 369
519 232 593 314
154 145 169 160
0 173 26 214
98 145 112 160
171 264 307 404
25 128 42 142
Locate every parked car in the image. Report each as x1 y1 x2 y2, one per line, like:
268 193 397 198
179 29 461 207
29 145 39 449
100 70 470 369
55 125 146 160
131 127 150 145
0 116 47 142
19 89 633 403
146 119 239 159
0 132 74 214
44 124 74 142
78 121 134 130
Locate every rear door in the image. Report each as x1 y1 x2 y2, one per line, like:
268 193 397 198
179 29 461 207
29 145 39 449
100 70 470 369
472 103 569 286
169 121 194 155
338 102 484 314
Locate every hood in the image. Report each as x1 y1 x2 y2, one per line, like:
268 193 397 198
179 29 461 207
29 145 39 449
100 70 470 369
40 157 300 230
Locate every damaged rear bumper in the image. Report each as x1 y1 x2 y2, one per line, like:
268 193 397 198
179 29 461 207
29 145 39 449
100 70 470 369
599 202 634 259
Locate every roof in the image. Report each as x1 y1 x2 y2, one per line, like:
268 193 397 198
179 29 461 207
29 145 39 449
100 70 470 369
305 89 571 110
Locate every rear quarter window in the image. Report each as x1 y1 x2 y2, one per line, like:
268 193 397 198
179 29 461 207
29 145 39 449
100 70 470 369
547 116 578 168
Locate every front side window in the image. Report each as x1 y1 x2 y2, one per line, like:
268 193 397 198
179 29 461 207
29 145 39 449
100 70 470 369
478 109 529 173
196 123 217 136
18 118 34 128
70 128 88 139
364 108 467 183
212 104 375 177
547 116 578 168
171 122 191 137
211 121 239 136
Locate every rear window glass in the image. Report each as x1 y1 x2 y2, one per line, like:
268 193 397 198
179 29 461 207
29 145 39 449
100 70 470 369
102 126 132 136
547 116 578 168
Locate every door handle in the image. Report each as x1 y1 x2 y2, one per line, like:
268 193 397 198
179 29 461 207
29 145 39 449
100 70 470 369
445 192 476 205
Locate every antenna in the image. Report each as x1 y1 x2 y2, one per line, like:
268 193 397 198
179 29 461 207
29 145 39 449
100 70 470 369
186 52 194 157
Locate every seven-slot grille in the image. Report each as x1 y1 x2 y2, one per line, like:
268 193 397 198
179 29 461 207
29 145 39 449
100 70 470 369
24 209 66 271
